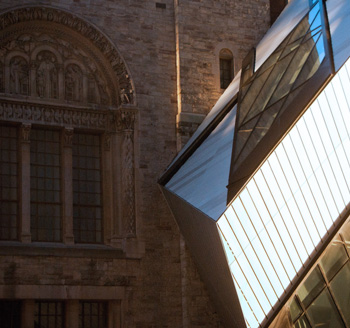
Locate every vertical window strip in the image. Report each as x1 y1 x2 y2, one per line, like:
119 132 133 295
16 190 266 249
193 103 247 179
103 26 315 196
224 212 269 321
0 125 18 240
73 133 102 244
30 128 61 242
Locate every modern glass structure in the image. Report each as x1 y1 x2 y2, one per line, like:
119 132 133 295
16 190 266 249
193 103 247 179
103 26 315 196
159 0 350 327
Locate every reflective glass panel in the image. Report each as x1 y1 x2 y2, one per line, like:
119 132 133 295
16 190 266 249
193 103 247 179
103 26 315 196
330 261 350 327
319 239 348 281
297 266 325 308
294 315 311 328
290 297 302 322
306 289 344 328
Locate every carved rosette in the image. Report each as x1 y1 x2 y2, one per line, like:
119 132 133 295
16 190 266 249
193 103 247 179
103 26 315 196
119 109 136 237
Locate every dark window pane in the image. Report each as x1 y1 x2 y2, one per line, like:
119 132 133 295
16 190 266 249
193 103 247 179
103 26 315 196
330 261 350 326
319 237 348 281
220 58 233 89
294 314 311 328
73 133 102 243
79 301 107 328
290 297 303 322
30 128 61 242
297 266 325 308
0 300 21 328
306 289 344 328
34 301 64 328
0 126 18 240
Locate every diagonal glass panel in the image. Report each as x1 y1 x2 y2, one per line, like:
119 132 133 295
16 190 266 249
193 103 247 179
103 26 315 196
219 56 350 328
256 50 283 78
241 51 295 126
238 66 274 126
239 82 253 104
306 289 344 328
267 32 322 106
330 262 350 327
234 115 261 160
291 40 324 92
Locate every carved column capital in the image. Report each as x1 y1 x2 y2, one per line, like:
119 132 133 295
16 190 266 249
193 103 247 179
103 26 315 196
116 107 137 132
20 123 31 143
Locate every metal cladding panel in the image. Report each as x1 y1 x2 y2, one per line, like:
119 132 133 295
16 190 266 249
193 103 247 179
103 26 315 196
327 0 350 71
255 0 309 70
160 186 246 328
166 106 236 220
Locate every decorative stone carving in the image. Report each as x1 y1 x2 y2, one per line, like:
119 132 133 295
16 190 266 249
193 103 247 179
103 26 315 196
0 100 110 130
36 50 58 99
119 109 136 237
0 62 4 92
122 129 136 237
63 128 73 147
0 6 135 105
65 64 83 102
104 132 111 151
10 56 29 95
20 123 31 143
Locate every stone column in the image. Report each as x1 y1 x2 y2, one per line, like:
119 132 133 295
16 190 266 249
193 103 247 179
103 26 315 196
30 61 37 98
62 128 74 245
110 123 123 248
58 64 64 101
21 299 34 328
120 109 136 238
108 301 122 328
102 132 114 244
19 124 31 243
65 300 79 328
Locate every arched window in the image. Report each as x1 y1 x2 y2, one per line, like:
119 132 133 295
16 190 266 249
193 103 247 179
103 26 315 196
219 49 234 89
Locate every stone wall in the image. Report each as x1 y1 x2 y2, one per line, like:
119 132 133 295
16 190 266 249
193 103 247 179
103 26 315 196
0 0 271 326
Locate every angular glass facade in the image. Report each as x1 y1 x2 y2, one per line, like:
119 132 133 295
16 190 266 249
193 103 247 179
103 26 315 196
160 0 350 327
218 56 350 328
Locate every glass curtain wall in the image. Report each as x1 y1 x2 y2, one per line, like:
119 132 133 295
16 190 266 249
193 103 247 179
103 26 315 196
218 37 350 328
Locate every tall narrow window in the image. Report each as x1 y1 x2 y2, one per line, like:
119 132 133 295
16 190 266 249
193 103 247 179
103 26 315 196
219 49 234 89
73 133 102 243
34 301 64 328
79 301 107 328
0 126 18 240
30 129 61 242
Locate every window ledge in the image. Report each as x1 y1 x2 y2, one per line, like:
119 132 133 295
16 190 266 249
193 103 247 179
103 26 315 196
0 241 126 259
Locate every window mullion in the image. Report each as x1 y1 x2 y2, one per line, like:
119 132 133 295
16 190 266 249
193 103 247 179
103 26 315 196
19 123 31 243
62 128 74 245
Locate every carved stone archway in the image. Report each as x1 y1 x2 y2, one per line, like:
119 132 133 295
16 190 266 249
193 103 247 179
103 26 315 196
0 5 135 106
0 6 138 245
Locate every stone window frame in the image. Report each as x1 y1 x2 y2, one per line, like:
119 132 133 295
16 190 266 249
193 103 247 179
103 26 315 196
219 48 234 89
0 105 137 249
0 287 123 328
0 6 143 257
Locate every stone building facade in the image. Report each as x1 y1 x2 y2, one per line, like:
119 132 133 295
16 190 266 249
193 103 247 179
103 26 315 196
0 1 273 327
